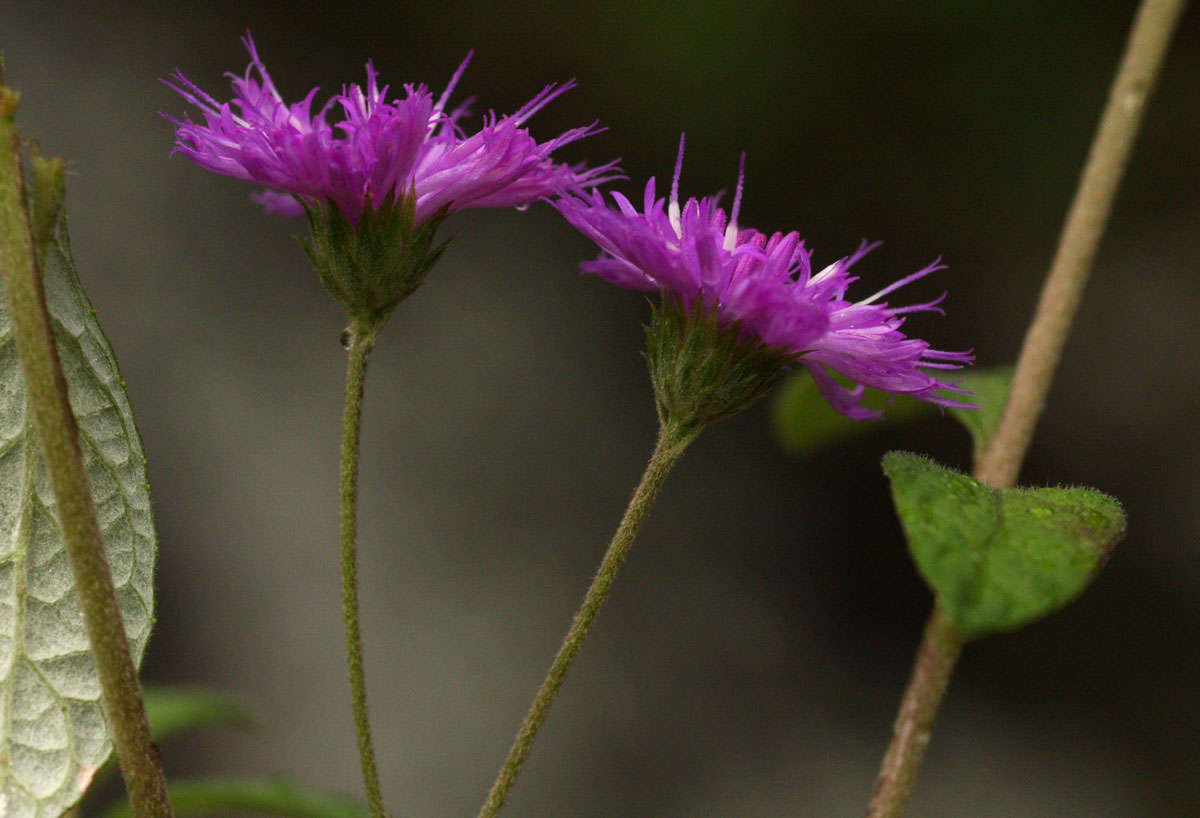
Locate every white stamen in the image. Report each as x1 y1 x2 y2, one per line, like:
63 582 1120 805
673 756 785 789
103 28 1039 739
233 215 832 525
668 201 682 236
723 152 746 251
668 133 685 236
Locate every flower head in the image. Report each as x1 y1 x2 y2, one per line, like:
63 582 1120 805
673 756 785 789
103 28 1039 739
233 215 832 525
164 34 617 324
553 137 973 420
163 33 617 225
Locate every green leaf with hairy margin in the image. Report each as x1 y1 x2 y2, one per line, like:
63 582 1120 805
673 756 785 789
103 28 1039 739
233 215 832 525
883 451 1124 640
1 198 156 817
142 687 255 742
948 366 1014 461
769 373 931 455
101 779 371 818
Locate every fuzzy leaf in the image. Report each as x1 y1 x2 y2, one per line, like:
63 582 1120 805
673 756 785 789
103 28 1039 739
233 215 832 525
948 366 1014 461
1 205 156 817
101 778 371 818
883 452 1124 640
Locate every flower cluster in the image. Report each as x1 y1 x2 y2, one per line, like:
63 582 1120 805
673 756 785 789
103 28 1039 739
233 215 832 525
166 38 972 418
553 137 973 419
164 33 616 225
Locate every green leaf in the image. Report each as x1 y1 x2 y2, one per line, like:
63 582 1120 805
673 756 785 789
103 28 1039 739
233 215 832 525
1 201 156 816
101 778 372 818
70 687 256 816
769 372 932 455
143 687 256 742
882 452 1125 640
948 366 1014 461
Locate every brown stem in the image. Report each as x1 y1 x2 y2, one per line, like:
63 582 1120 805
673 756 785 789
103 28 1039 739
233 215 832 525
866 2 1188 815
976 0 1189 489
865 610 963 818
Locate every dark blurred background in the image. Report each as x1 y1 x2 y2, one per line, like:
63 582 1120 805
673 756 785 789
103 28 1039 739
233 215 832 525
3 1 1199 815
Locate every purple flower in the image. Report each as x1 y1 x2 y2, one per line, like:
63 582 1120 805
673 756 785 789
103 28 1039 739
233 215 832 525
553 137 973 419
163 33 617 225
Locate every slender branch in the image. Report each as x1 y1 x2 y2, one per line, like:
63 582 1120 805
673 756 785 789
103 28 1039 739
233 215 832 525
0 90 173 817
976 0 1189 489
338 317 387 818
866 3 1187 816
477 418 702 818
865 610 962 818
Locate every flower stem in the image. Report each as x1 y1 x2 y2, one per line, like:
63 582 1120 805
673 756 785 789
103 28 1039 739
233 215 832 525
477 418 702 818
866 2 1187 816
976 0 1189 489
865 609 962 818
0 90 173 817
339 317 386 818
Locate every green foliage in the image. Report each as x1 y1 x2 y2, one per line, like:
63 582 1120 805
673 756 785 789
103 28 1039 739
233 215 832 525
101 778 371 818
142 687 255 742
771 365 1015 457
769 373 932 455
71 687 255 814
0 190 156 815
882 452 1125 640
644 298 795 433
948 366 1014 463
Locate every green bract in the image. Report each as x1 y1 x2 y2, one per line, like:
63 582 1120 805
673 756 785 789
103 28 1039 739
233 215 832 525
644 298 796 434
0 194 156 816
883 452 1124 640
301 193 450 327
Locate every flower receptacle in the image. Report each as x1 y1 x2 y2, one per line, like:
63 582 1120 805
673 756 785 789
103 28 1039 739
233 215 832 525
644 297 798 434
300 191 451 327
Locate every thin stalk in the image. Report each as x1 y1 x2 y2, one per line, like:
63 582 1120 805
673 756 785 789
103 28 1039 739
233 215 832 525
866 2 1187 816
477 418 702 818
976 0 1189 489
338 317 387 818
0 90 173 817
864 610 962 818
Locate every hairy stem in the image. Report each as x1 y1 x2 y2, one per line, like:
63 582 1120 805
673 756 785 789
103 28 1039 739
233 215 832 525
864 610 963 818
976 0 1189 489
477 418 702 818
339 318 386 818
0 89 173 817
867 2 1188 816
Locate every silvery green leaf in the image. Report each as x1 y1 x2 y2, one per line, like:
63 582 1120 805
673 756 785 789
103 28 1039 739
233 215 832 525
1 209 155 817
